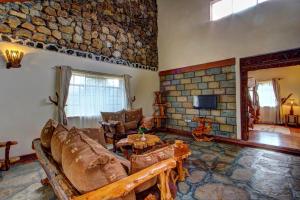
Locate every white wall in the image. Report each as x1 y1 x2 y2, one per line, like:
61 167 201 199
0 42 159 157
157 0 300 139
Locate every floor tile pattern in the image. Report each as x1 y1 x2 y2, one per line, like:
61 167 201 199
1 132 300 200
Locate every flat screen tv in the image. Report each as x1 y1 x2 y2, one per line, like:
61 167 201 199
193 95 218 109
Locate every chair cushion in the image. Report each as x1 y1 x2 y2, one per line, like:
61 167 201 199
130 145 174 193
80 127 107 148
61 128 136 200
125 108 143 123
51 124 69 164
124 121 138 131
108 120 125 134
41 119 58 149
101 110 125 123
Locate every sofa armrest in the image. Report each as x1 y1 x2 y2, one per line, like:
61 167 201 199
72 158 177 200
99 121 119 134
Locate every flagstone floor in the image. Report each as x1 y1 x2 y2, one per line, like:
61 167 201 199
1 133 300 200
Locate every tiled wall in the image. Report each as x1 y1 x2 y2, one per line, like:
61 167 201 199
160 65 237 138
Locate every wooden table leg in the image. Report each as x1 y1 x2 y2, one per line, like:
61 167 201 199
177 159 190 182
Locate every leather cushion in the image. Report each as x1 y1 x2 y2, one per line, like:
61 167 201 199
51 124 69 164
41 119 58 149
130 145 174 193
61 128 136 200
125 108 143 123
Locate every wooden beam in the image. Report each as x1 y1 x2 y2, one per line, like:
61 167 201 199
159 58 236 76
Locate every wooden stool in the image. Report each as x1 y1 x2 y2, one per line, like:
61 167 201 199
0 141 20 171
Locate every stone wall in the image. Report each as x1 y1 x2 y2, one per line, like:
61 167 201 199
0 0 158 71
160 65 237 138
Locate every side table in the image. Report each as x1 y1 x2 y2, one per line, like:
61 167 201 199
285 114 299 127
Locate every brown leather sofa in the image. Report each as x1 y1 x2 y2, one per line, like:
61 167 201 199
33 119 176 200
100 108 154 152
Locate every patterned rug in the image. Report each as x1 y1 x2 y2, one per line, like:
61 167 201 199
1 132 300 200
253 124 291 135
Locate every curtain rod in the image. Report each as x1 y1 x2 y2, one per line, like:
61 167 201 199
53 66 128 78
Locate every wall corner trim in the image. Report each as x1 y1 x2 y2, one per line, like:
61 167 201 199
159 58 236 76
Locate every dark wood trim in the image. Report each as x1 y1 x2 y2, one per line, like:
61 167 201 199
240 47 300 141
17 153 37 164
162 128 300 155
159 58 236 76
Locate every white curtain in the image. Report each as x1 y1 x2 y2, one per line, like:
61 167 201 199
272 78 282 124
56 66 72 125
123 74 132 109
257 80 277 124
66 70 126 128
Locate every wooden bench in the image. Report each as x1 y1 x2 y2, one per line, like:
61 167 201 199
32 138 177 200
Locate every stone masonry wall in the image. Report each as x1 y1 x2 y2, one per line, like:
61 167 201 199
160 65 237 138
0 0 158 71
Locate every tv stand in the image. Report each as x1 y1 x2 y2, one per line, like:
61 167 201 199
191 117 213 142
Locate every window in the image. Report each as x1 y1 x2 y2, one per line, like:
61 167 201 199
66 71 126 117
257 81 277 107
211 0 270 21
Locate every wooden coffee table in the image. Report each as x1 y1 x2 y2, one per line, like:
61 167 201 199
117 134 161 157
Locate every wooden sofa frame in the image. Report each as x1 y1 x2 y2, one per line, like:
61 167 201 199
32 138 177 200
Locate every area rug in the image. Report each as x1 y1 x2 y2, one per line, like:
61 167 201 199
253 124 291 135
1 132 300 200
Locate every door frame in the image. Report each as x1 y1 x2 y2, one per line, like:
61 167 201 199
240 48 300 140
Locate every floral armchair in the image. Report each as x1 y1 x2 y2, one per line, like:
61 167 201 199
100 108 154 152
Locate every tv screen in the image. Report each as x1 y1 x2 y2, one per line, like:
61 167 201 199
193 95 218 109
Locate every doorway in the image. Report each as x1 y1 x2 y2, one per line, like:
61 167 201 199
240 48 300 150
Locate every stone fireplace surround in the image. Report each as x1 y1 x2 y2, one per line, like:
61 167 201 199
159 58 237 139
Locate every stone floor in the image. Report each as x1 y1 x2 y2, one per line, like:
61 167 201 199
1 132 300 200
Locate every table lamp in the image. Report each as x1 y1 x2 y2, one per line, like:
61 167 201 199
287 99 297 115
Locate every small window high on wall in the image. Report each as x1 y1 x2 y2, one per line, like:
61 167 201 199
210 0 270 21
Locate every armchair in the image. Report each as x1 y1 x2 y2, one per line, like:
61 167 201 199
100 108 154 152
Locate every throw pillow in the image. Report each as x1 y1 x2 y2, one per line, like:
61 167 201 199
101 110 125 123
125 108 143 123
62 128 136 200
80 127 107 148
130 145 174 193
51 124 69 164
124 121 138 131
40 119 58 149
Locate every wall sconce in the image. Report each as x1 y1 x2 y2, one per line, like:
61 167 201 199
5 50 24 69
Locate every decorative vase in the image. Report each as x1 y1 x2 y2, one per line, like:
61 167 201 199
141 133 146 141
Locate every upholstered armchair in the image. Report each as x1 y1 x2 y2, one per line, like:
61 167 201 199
100 108 154 152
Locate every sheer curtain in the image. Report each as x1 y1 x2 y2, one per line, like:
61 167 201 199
257 80 277 124
66 70 126 128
